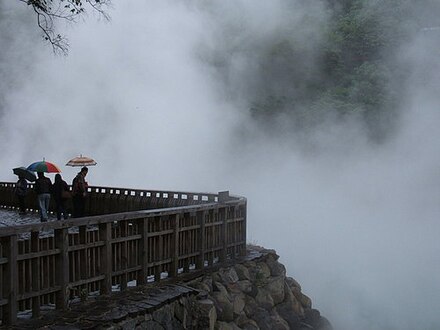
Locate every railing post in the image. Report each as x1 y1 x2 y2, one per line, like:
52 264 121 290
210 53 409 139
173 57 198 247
3 235 18 325
31 231 40 318
241 202 247 256
230 206 238 260
196 210 206 269
137 218 148 285
120 221 128 291
170 214 179 278
219 207 227 263
99 222 112 295
54 228 69 310
79 226 87 281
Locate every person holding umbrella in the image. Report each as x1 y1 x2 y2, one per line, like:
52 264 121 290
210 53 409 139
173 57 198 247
28 159 61 222
15 174 28 214
12 167 36 215
66 155 96 218
72 166 88 218
34 172 53 222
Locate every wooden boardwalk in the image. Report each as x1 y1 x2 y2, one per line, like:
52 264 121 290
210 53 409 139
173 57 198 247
0 183 247 325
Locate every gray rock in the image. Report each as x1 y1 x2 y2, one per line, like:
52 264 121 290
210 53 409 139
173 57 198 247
196 299 217 330
266 258 286 277
231 293 246 315
275 301 302 329
237 280 253 294
215 321 242 330
211 291 234 322
255 287 275 310
234 264 251 281
152 304 173 327
265 276 285 305
286 277 302 290
218 267 239 284
138 320 164 330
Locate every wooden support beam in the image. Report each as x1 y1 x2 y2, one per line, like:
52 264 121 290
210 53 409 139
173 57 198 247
99 223 112 295
55 228 69 310
137 218 148 285
196 210 206 270
170 214 179 278
3 235 18 325
31 231 40 318
219 207 227 263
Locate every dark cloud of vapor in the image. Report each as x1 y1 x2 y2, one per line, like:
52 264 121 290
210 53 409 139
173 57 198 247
1 1 439 330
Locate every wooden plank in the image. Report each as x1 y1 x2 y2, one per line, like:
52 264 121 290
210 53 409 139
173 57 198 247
54 228 69 310
110 234 142 244
79 226 87 280
112 265 142 277
219 207 227 262
68 275 106 288
67 241 104 252
137 218 148 286
147 258 173 267
17 286 61 301
196 211 206 270
16 249 61 260
120 221 127 291
31 231 40 318
3 235 18 325
99 222 112 295
170 214 179 278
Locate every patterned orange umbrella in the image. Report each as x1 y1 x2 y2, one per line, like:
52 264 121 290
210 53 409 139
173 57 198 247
66 155 97 167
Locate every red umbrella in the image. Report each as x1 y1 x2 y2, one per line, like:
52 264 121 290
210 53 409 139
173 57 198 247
27 160 61 173
66 155 97 167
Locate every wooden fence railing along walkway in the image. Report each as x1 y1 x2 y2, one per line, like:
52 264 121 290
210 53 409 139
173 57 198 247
0 183 247 325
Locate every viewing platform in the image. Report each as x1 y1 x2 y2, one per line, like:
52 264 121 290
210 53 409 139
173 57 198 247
0 183 247 326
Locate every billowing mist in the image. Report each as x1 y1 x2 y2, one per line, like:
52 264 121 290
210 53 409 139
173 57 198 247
1 1 440 329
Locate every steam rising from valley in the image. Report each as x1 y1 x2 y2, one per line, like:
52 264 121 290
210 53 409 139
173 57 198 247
1 1 440 329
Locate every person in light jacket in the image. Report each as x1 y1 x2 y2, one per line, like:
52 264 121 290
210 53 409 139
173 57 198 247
34 172 52 222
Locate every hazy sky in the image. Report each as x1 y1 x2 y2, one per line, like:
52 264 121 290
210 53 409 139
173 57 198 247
1 1 440 329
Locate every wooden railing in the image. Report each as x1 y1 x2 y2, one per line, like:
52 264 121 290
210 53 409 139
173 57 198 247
0 183 246 325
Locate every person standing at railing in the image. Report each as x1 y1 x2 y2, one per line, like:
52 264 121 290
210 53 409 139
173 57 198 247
72 166 88 218
15 175 28 214
52 173 70 220
34 172 52 222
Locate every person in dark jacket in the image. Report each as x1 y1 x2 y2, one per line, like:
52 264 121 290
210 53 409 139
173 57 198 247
15 175 28 214
52 173 69 220
34 172 52 222
72 166 88 218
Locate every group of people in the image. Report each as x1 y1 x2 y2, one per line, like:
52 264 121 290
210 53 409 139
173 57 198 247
15 166 89 222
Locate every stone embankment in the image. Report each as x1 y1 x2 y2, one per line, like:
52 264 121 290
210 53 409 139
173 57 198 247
8 246 332 330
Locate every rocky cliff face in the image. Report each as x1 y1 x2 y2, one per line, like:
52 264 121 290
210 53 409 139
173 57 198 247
10 246 332 330
186 245 332 330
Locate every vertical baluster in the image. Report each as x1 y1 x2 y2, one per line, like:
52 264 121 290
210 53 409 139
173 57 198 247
3 235 18 325
99 223 112 294
120 221 127 291
170 214 179 277
196 210 205 269
219 207 227 262
31 231 40 317
55 228 69 310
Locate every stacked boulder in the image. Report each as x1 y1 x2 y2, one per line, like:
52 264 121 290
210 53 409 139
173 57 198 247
188 247 333 330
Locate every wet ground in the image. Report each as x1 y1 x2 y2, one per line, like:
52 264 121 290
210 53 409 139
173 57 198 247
0 209 43 228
